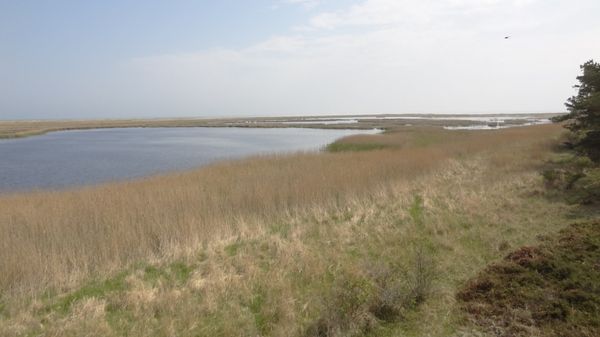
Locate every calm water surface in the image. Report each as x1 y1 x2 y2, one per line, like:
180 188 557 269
0 127 376 192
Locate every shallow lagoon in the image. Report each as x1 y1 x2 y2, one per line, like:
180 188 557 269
0 127 376 192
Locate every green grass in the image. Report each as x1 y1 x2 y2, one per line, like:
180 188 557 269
169 262 194 284
268 222 292 238
37 260 196 319
224 240 245 256
141 262 193 285
46 272 129 315
142 265 168 284
0 300 5 319
408 194 425 228
246 286 278 336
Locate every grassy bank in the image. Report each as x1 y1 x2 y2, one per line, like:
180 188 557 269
0 124 590 336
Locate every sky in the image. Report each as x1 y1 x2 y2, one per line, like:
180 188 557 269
1 0 599 119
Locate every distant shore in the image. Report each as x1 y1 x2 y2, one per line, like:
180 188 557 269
0 113 563 139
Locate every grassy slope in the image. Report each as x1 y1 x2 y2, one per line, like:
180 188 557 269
0 124 590 336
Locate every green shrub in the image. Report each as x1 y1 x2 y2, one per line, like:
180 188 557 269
306 252 436 337
571 167 600 204
409 195 425 228
407 247 436 305
542 154 599 204
306 272 376 337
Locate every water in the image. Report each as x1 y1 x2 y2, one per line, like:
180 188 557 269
263 115 552 128
443 119 551 130
0 127 376 192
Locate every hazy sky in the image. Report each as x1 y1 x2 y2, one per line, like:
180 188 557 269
1 0 599 119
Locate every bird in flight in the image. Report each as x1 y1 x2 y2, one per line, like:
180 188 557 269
504 36 511 39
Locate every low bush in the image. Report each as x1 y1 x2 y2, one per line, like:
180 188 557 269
542 153 599 204
571 167 600 204
306 249 436 337
457 221 600 337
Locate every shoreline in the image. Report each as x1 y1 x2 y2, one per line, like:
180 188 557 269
0 127 380 194
0 113 562 139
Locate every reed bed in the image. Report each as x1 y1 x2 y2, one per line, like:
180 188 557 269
0 125 561 299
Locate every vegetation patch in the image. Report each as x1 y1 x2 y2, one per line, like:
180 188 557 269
545 59 600 205
169 261 194 283
0 300 5 319
305 249 436 337
408 194 425 228
457 220 600 337
325 142 388 152
542 152 600 204
142 261 194 285
45 271 128 315
244 286 280 336
224 240 245 257
269 222 292 238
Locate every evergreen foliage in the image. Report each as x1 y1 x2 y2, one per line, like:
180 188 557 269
556 60 600 161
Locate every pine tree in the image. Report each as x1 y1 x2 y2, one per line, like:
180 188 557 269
558 60 600 161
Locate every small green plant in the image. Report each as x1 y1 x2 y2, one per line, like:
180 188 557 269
409 195 425 227
366 263 407 322
542 154 599 204
407 246 436 305
269 222 292 238
571 167 600 203
244 286 281 336
306 256 437 337
225 240 244 256
307 272 376 337
0 299 5 319
169 261 193 283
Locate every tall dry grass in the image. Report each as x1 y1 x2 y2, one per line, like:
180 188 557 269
0 125 562 299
